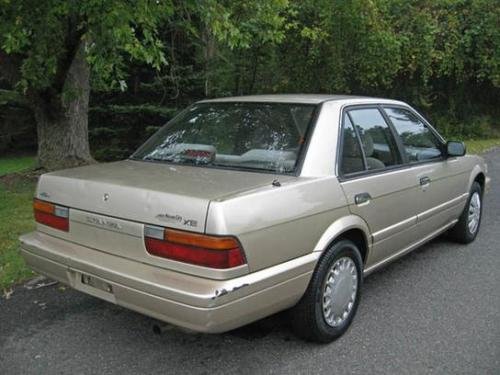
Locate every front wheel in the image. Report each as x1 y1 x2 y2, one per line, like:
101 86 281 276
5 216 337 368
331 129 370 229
449 181 483 243
290 239 363 343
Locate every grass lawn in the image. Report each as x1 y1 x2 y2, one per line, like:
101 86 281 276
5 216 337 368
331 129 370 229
0 175 36 291
465 138 500 154
1 138 500 291
0 155 35 176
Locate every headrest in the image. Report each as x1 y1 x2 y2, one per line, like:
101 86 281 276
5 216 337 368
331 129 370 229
343 133 361 158
361 133 374 157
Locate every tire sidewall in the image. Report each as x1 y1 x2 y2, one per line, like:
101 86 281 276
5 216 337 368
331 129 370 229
312 240 363 341
464 182 483 241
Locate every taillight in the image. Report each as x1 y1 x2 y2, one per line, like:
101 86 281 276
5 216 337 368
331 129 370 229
33 199 69 231
144 225 246 269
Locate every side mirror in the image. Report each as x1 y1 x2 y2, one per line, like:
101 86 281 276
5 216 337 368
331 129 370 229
446 141 466 157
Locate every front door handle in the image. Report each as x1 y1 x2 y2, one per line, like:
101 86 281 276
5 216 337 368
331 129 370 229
355 192 372 205
420 176 431 186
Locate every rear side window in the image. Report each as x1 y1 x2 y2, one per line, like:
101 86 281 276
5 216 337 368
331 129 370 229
340 115 365 175
384 107 443 162
347 108 401 170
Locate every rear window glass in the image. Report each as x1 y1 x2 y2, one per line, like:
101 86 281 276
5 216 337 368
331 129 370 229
132 102 316 174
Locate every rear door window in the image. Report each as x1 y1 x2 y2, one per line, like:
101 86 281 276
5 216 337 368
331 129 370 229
340 115 365 175
347 108 402 170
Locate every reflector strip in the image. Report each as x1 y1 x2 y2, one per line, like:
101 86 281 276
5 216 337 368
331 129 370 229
144 225 164 240
54 206 69 218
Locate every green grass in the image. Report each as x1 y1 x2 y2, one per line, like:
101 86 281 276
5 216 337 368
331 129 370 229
465 138 500 154
0 155 35 176
0 177 36 290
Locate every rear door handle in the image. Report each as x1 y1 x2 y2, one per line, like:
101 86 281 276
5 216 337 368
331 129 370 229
355 192 371 205
420 176 431 186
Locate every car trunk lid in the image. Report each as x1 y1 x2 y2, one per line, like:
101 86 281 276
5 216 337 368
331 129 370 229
35 160 293 274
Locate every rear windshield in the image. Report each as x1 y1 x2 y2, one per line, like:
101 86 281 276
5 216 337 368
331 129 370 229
131 102 317 174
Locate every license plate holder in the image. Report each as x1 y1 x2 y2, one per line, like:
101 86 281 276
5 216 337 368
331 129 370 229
70 270 116 303
81 273 113 293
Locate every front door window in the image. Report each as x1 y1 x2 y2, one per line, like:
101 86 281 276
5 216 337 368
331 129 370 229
383 107 443 162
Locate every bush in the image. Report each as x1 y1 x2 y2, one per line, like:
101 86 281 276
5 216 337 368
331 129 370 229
432 115 498 140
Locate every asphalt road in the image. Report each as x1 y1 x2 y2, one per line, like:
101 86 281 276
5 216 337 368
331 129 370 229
1 150 499 375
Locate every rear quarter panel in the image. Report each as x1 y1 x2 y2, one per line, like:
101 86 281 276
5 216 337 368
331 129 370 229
206 177 350 272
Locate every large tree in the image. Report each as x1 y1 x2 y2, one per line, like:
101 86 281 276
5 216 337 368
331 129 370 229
0 1 171 169
0 0 288 170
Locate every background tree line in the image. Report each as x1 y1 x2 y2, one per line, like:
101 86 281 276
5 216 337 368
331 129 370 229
0 0 498 170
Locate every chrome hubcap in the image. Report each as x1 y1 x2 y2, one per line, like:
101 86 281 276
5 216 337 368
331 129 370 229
322 257 358 327
467 192 481 234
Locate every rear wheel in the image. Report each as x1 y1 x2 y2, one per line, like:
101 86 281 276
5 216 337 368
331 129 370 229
290 239 363 343
449 181 483 243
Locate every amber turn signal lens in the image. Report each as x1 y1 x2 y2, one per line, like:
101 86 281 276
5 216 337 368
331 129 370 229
33 199 55 214
165 229 240 250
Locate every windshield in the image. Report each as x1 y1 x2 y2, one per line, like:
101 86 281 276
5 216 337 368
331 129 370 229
131 102 317 174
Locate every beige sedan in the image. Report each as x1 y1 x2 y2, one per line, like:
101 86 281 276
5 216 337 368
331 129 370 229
20 95 490 342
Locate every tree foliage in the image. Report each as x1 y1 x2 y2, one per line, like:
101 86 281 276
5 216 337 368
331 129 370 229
0 0 499 165
0 0 171 92
0 0 288 92
191 0 499 137
0 0 289 168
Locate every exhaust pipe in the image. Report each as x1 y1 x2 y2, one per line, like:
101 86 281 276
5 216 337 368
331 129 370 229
152 323 173 335
152 322 198 336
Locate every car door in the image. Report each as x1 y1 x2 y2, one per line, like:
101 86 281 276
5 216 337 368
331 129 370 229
338 106 420 270
382 106 470 238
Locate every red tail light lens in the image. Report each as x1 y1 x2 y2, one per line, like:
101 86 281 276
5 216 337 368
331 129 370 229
144 225 246 269
33 199 69 231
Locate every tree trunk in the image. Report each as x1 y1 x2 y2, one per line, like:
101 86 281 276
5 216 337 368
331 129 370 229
202 25 216 97
32 41 93 170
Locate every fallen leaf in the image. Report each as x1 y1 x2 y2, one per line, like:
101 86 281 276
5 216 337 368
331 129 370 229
3 288 14 299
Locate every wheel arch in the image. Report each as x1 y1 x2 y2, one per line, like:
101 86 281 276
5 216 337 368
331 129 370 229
467 164 486 194
313 215 371 265
473 172 485 193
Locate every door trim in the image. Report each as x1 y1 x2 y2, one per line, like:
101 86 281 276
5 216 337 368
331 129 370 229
364 219 458 276
417 193 468 222
372 216 417 243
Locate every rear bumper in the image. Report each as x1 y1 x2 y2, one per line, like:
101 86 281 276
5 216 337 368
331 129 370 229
20 232 317 333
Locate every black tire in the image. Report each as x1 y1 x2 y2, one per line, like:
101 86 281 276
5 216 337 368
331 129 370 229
290 239 363 343
448 181 483 244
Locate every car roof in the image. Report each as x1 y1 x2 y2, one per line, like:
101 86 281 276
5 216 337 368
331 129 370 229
197 94 404 105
